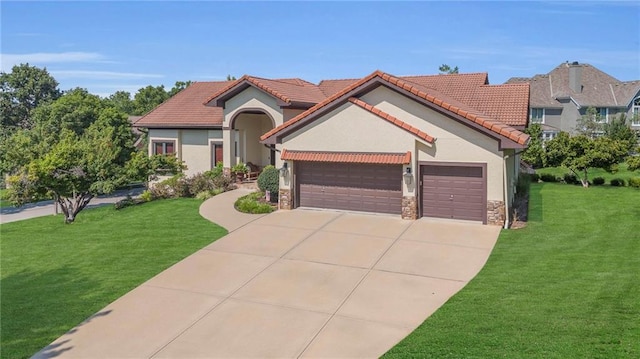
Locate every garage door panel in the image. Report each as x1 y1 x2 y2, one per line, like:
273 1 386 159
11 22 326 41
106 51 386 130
421 164 485 222
297 162 401 214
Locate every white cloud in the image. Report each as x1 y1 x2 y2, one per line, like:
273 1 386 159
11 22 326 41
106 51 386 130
51 70 164 80
0 52 105 71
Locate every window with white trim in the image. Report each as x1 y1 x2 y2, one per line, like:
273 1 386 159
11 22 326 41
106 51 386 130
542 131 558 142
152 141 175 155
632 97 640 126
530 108 544 123
595 107 608 123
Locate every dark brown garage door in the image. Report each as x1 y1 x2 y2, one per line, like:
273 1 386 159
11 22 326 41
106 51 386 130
297 162 402 214
421 164 485 222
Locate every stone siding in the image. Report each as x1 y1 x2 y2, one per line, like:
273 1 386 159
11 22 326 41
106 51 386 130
487 200 505 226
401 196 417 220
279 189 292 210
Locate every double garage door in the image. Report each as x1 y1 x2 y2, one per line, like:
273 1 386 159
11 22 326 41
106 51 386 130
421 164 485 222
297 162 402 214
295 161 486 222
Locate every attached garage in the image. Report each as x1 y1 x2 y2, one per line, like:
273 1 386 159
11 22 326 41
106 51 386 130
295 162 402 215
421 163 486 223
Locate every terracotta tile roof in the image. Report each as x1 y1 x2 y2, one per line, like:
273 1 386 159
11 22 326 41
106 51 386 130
467 84 531 126
318 78 360 97
134 81 232 128
205 75 326 107
515 62 640 108
261 70 529 146
281 149 411 164
348 97 436 143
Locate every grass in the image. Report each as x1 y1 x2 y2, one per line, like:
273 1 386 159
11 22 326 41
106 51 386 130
384 183 640 358
536 162 639 184
0 198 227 359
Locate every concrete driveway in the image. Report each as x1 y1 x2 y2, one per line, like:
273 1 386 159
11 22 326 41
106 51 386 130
34 189 500 358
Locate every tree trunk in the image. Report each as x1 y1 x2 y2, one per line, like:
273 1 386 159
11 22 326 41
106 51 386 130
56 191 94 223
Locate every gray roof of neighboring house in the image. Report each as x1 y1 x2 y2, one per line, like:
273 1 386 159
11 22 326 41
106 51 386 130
505 62 640 109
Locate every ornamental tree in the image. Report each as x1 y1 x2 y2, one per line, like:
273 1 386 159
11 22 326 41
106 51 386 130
545 133 628 187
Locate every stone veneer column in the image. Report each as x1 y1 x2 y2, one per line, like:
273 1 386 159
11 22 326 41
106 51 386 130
486 200 505 226
279 189 292 210
401 196 417 220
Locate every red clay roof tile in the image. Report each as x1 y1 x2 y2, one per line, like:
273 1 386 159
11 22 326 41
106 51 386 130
134 81 232 127
281 149 411 164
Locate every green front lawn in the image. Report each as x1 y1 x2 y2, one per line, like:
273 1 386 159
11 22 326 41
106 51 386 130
537 162 638 184
385 183 640 358
0 199 227 359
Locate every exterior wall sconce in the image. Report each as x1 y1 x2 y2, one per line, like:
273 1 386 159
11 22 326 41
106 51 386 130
403 167 412 184
279 162 289 177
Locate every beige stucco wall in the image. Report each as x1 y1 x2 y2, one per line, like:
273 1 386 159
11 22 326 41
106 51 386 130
148 128 223 177
282 93 506 202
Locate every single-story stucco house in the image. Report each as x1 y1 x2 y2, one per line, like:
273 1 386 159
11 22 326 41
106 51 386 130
134 70 530 226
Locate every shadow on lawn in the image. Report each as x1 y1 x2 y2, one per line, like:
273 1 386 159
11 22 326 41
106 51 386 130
528 184 543 223
0 266 110 359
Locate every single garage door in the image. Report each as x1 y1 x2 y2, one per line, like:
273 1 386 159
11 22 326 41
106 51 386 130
297 162 402 214
421 164 485 222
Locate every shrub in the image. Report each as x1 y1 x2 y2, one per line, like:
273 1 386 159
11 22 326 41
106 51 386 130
257 165 279 203
563 173 578 185
234 191 274 214
114 195 145 210
187 172 215 196
628 177 640 188
610 178 626 187
529 173 540 182
592 177 605 186
205 161 224 179
149 174 188 199
140 190 153 202
515 174 530 200
540 174 559 183
212 174 234 191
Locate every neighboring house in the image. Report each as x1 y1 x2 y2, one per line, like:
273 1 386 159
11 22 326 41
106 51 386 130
135 70 530 226
507 61 640 140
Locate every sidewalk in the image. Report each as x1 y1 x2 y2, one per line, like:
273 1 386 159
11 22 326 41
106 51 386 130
0 188 144 224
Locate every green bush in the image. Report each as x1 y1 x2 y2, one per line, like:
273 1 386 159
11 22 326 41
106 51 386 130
205 161 224 178
529 173 540 182
592 177 605 186
234 191 274 214
140 190 153 202
212 174 234 191
563 173 578 185
257 165 279 203
610 178 626 187
628 177 640 188
515 173 530 200
186 173 215 196
540 174 559 183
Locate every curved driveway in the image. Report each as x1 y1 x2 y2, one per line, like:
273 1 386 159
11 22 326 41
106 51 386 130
34 188 500 358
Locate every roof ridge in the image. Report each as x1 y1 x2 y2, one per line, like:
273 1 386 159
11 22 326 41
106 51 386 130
318 77 362 83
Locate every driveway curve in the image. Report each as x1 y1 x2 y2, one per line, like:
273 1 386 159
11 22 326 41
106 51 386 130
34 188 500 359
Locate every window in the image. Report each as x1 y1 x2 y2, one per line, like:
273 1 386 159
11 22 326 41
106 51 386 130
530 108 545 123
211 142 223 167
542 131 558 142
595 107 608 123
632 97 640 126
153 141 175 155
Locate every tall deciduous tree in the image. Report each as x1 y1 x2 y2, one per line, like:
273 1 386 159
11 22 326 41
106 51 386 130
132 85 169 115
168 81 193 97
106 91 135 115
522 124 545 167
438 64 459 74
5 92 182 223
604 113 636 152
575 107 604 138
545 133 628 187
0 63 61 130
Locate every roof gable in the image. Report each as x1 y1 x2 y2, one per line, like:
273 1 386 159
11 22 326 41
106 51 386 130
205 75 326 108
261 70 529 148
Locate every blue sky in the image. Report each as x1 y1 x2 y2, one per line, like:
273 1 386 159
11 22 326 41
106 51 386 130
2 1 638 97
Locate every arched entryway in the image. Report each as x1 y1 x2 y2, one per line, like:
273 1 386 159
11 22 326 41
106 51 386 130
230 109 276 168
